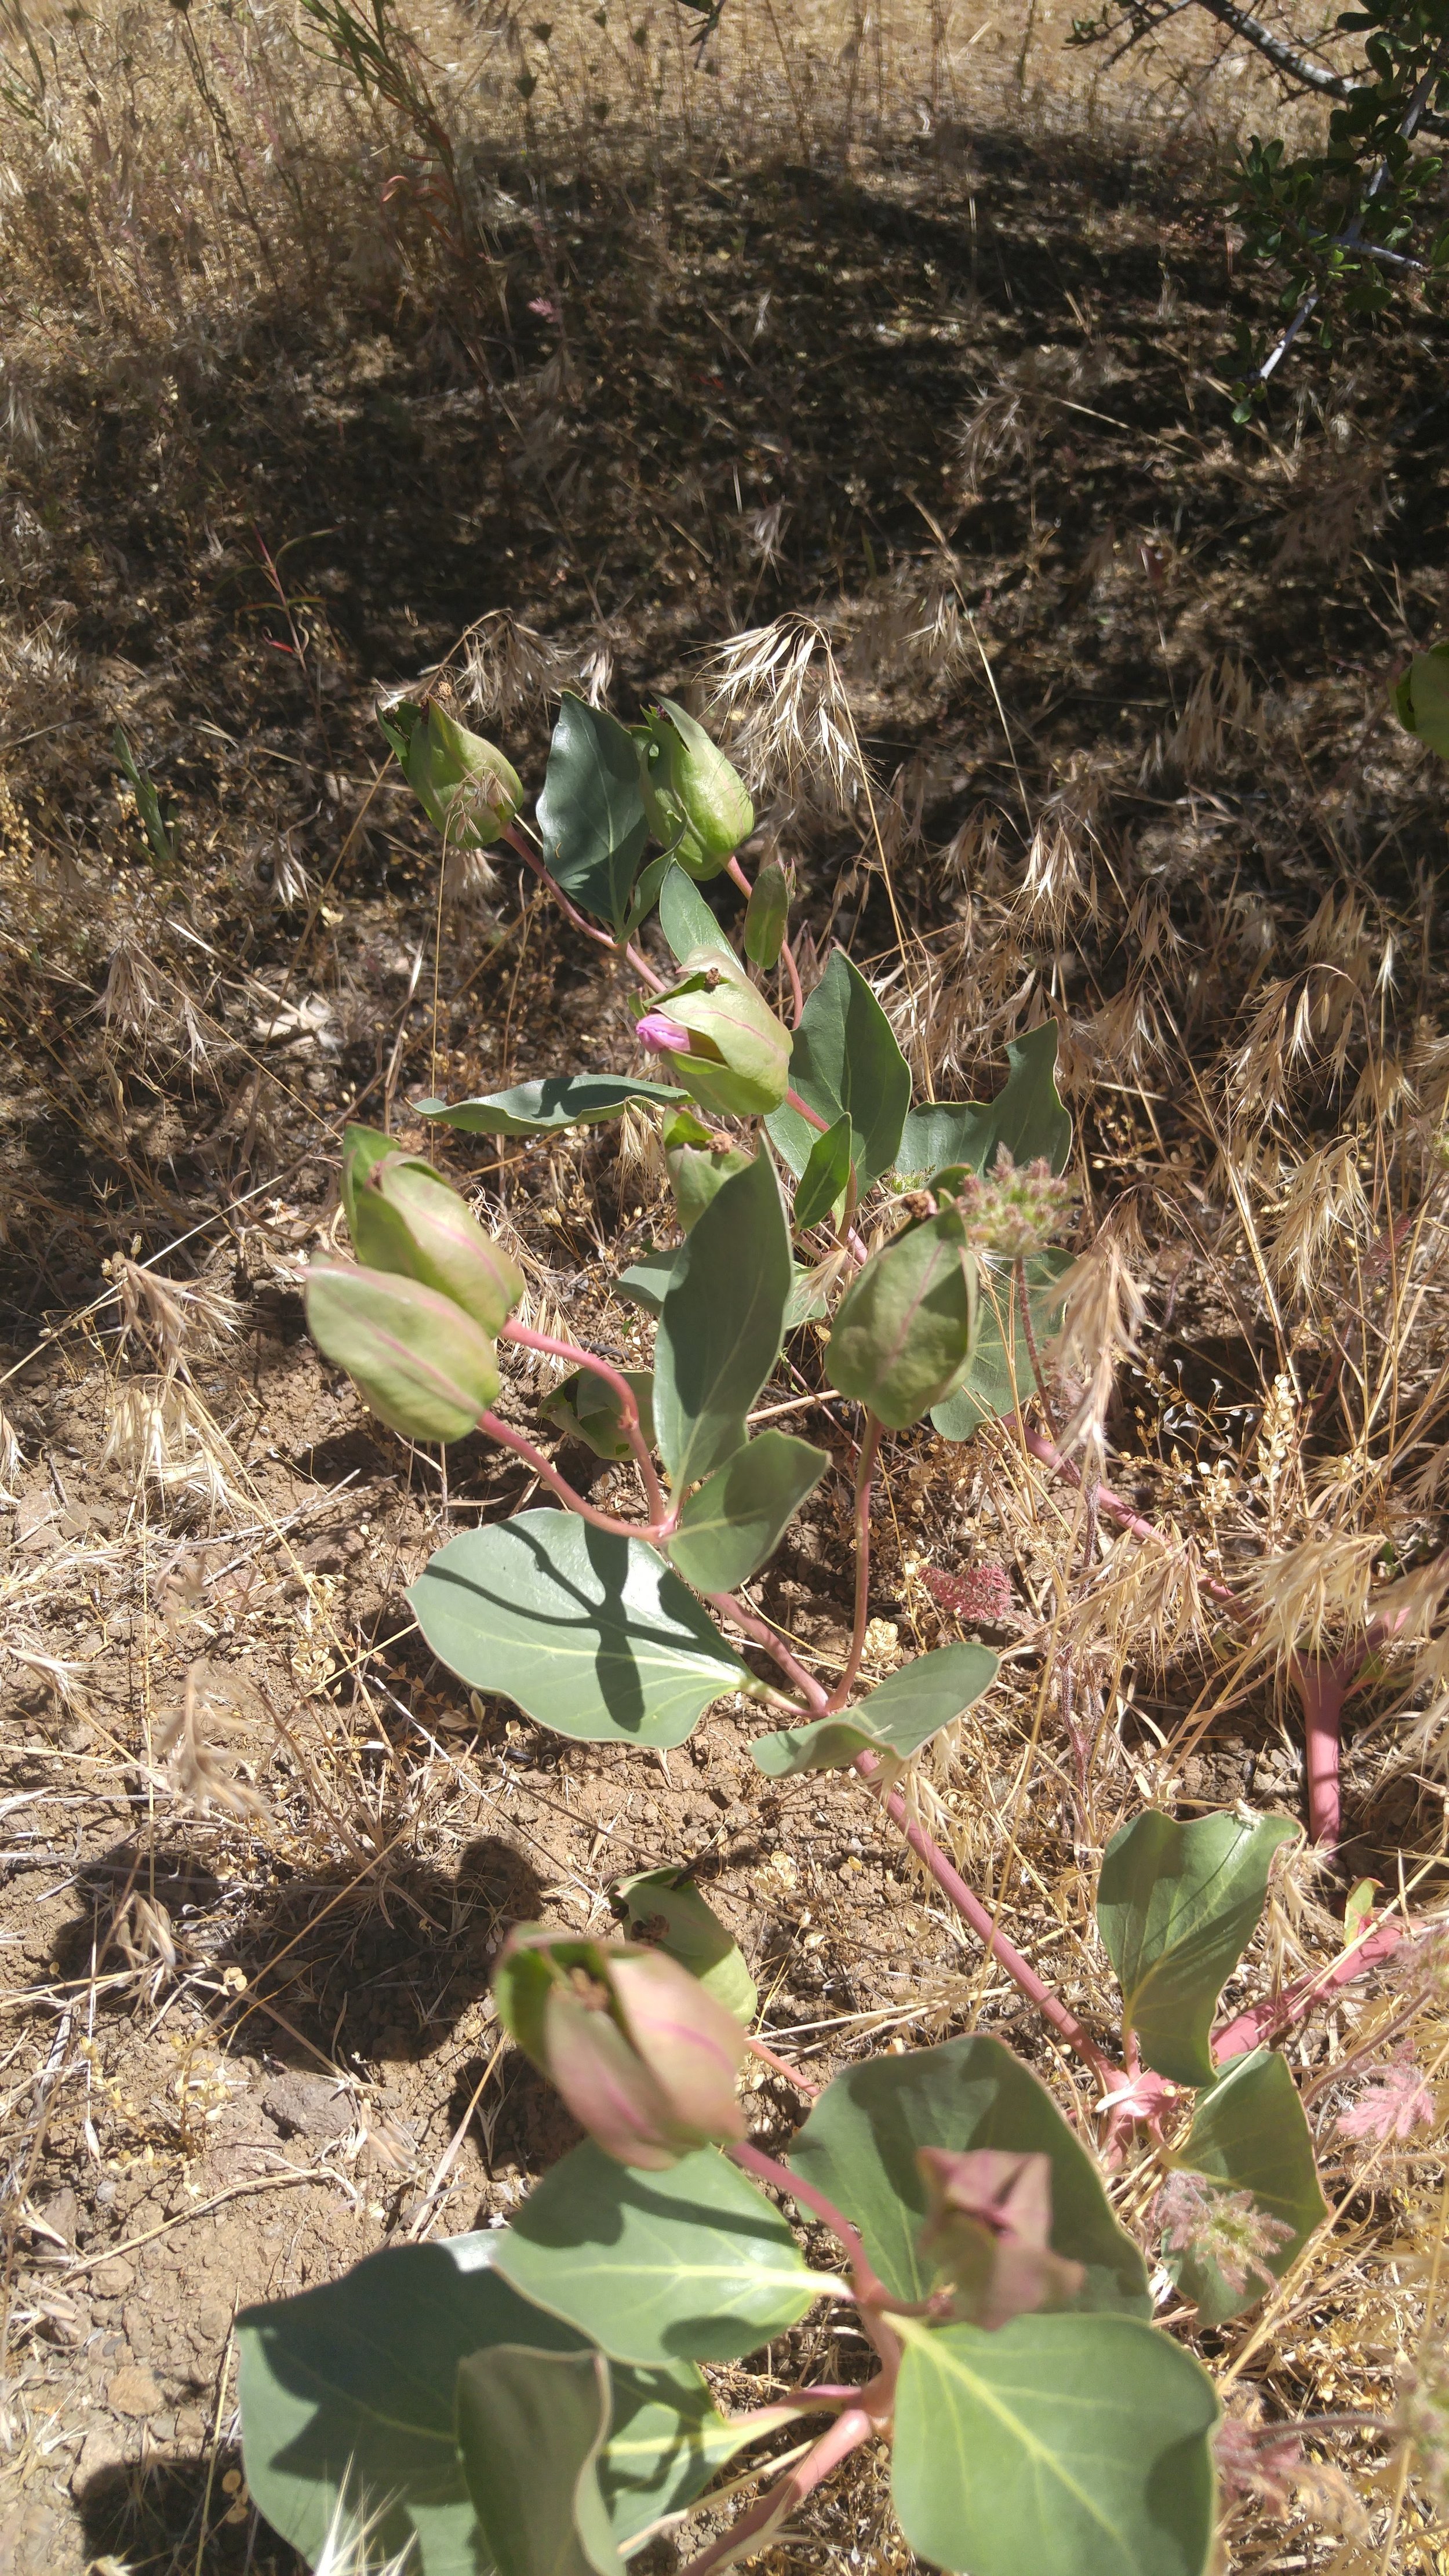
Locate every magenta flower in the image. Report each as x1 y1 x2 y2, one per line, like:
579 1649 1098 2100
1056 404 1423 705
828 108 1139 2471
636 1012 693 1056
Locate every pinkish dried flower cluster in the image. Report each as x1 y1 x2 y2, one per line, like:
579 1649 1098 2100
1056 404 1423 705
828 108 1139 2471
922 1561 1014 1627
951 1147 1073 1260
1214 2417 1303 2513
1337 2047 1437 2144
1156 2170 1295 2295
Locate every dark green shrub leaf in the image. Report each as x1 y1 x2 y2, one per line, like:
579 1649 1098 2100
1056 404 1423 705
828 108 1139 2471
544 1367 656 1461
537 695 649 929
408 1511 747 1747
766 951 911 1187
787 2034 1148 2312
612 1866 759 2022
616 1247 686 1314
1393 641 1449 758
658 863 729 965
897 1022 1071 1181
792 1113 855 1231
1097 1811 1298 2086
237 2233 745 2575
654 1153 791 1490
742 861 790 967
667 1430 827 1592
826 1211 974 1429
494 2142 827 2364
1163 2048 1327 2327
891 2312 1217 2576
752 1639 997 1778
417 1075 686 1138
456 2344 620 2576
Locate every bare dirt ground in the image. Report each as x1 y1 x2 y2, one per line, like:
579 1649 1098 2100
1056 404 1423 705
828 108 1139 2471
2 4 1448 2570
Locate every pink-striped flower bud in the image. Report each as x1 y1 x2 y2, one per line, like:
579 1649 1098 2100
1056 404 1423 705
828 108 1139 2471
494 1926 747 2170
636 1012 693 1055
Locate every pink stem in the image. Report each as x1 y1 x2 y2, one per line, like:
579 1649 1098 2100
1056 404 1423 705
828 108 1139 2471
503 1317 668 1526
786 1086 832 1134
853 1751 1117 2086
826 1414 882 1713
746 2032 821 2095
730 2139 884 2299
707 1589 831 1713
1294 1650 1353 1849
1212 1916 1405 2061
501 825 667 993
671 2406 877 2576
476 1410 646 1537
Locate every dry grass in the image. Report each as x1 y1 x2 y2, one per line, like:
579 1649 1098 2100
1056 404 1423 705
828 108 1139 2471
1 0 1448 2568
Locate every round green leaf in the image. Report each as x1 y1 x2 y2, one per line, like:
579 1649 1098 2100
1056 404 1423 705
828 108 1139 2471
891 2312 1218 2576
1166 2047 1328 2327
1097 1810 1298 2087
787 2034 1148 2313
666 1430 828 1592
238 2232 747 2576
1394 640 1449 758
537 695 650 928
407 1511 747 1747
752 1640 998 1779
493 2142 828 2364
826 1211 975 1429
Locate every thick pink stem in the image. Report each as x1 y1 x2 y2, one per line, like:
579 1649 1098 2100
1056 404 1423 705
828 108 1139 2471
1294 1651 1353 1848
853 1752 1117 2086
500 824 667 993
746 2032 821 2095
707 1589 831 1712
671 2405 877 2576
786 1086 831 1134
1013 1416 1243 1611
730 2139 883 2299
476 1410 645 1537
503 1316 668 1526
1212 1916 1405 2061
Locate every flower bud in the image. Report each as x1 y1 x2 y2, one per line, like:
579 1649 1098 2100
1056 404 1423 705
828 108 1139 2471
639 732 719 882
653 700 753 860
379 698 523 849
494 1926 747 2170
305 1260 500 1442
349 1152 523 1334
918 2147 1084 2330
636 945 791 1120
340 1123 403 1236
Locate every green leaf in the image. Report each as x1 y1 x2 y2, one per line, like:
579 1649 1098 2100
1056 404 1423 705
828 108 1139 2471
537 695 650 929
931 1250 1073 1442
457 2344 620 2576
752 1640 997 1778
1166 2049 1327 2327
544 1367 656 1461
826 1211 975 1429
742 861 790 969
112 725 175 869
897 1022 1072 1181
237 2232 745 2576
658 864 730 965
494 2142 826 2364
654 1154 791 1490
787 2035 1149 2312
408 1511 747 1747
667 1430 827 1593
611 1866 759 2022
792 1114 855 1232
1097 1811 1298 2086
616 1248 685 1315
766 951 911 1188
417 1076 686 1139
891 2312 1218 2576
